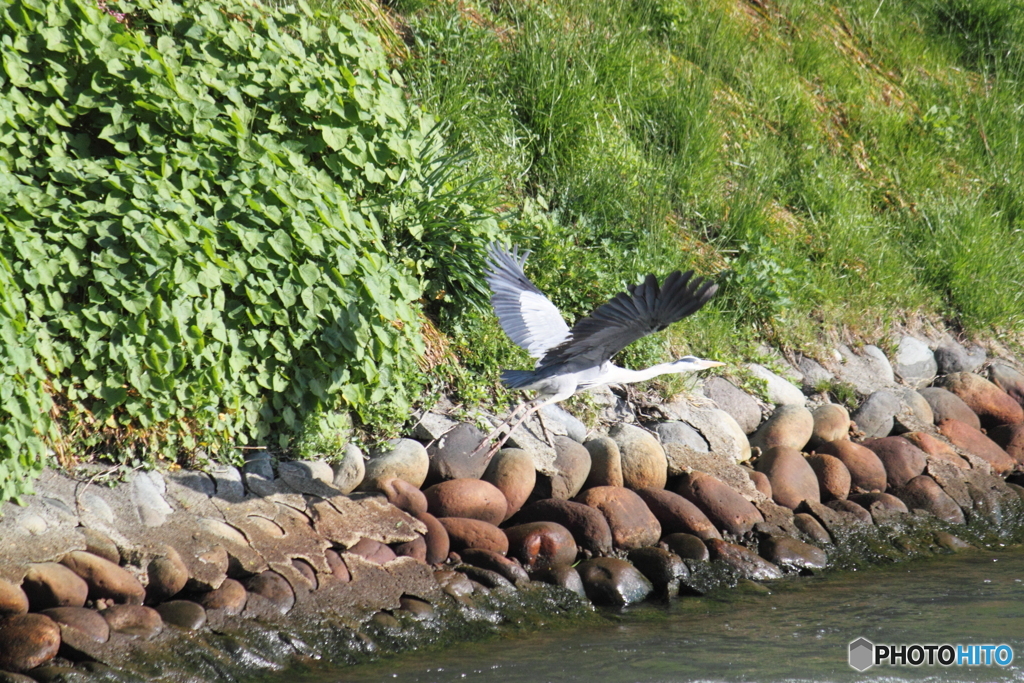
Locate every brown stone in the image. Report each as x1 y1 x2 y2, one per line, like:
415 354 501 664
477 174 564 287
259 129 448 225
816 440 887 493
79 528 120 565
749 405 814 452
394 535 428 563
244 571 294 614
706 539 783 580
146 546 189 604
609 424 666 490
674 472 764 535
746 469 772 498
513 499 614 556
898 475 965 524
634 487 721 540
937 372 1024 428
576 557 653 606
424 479 507 526
805 453 851 501
902 431 970 468
574 486 661 550
793 512 831 545
583 437 624 488
937 419 1016 475
0 579 28 617
848 492 909 515
756 447 820 509
626 547 689 593
504 522 577 571
460 548 530 586
398 595 435 620
438 517 509 555
481 448 536 520
531 565 586 597
661 533 709 561
826 499 872 524
988 423 1024 465
809 404 851 447
346 538 397 565
414 511 450 565
290 558 318 589
0 614 61 672
21 563 88 611
376 477 428 515
759 536 827 571
155 600 207 631
61 551 145 605
323 548 351 582
862 436 927 489
100 604 163 638
40 606 109 643
196 578 247 614
919 387 982 430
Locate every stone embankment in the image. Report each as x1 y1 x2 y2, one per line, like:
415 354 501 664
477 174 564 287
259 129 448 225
3 334 1024 680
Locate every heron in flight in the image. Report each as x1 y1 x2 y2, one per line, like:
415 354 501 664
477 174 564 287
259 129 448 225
477 242 723 455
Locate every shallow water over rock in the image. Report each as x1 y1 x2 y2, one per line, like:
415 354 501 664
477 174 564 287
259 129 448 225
290 548 1024 683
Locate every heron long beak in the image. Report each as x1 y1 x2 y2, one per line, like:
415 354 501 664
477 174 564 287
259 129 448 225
696 360 726 369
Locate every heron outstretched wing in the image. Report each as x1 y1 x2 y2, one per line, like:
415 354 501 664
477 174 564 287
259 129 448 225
485 243 571 359
536 270 717 372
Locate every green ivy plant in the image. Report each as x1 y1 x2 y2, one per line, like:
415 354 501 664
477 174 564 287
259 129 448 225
0 0 495 499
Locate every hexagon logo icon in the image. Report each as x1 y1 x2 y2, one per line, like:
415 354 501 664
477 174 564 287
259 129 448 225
849 638 874 671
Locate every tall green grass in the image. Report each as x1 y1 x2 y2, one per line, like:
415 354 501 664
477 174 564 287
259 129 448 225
388 0 1024 399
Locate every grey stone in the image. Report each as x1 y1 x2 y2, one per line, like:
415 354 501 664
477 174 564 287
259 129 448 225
702 377 762 434
242 450 275 480
411 411 458 442
16 514 46 535
164 470 215 498
894 336 937 388
831 345 895 396
654 421 709 452
656 400 751 463
851 389 900 438
426 422 491 483
746 363 806 406
501 414 558 477
935 341 985 375
796 355 834 392
131 471 173 526
919 387 981 430
585 385 635 423
332 444 366 494
891 387 935 434
77 492 114 527
989 364 1024 406
208 465 245 502
279 460 334 486
541 404 588 443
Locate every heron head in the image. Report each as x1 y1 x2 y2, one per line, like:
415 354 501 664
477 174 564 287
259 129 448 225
673 356 726 371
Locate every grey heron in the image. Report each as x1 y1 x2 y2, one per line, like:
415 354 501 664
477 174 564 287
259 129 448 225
477 242 723 455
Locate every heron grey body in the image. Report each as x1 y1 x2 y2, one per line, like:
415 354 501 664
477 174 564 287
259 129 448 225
477 243 722 454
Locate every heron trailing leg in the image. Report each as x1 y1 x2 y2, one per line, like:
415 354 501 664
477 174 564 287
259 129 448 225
474 394 564 460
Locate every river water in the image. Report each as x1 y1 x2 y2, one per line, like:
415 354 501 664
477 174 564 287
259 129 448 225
291 548 1024 683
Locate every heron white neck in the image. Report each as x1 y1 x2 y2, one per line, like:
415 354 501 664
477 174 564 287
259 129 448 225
601 362 686 385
